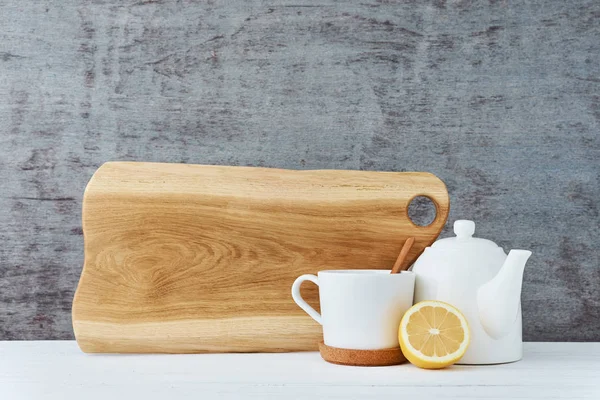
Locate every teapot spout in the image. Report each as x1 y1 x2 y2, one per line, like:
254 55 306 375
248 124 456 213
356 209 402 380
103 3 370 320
477 250 532 339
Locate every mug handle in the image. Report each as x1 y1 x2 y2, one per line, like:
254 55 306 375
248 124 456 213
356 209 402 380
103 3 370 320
291 274 322 325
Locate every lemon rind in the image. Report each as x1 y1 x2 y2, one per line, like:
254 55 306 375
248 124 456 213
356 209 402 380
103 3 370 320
399 300 470 365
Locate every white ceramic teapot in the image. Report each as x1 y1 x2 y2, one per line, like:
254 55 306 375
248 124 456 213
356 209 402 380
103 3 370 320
411 220 532 364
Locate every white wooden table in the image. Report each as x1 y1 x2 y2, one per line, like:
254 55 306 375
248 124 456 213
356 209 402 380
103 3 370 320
1 341 598 399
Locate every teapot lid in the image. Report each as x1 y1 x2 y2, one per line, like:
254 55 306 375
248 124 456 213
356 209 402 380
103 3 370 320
431 220 500 250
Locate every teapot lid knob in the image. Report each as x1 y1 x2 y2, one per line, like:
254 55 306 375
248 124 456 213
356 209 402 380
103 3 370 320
454 220 475 239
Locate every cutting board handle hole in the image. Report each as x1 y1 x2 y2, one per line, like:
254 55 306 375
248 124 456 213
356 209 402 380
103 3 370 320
408 196 437 227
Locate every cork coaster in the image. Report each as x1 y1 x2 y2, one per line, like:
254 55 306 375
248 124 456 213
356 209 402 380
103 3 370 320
318 342 406 366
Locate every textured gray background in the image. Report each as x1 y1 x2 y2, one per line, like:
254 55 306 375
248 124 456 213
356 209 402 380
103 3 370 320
0 0 598 341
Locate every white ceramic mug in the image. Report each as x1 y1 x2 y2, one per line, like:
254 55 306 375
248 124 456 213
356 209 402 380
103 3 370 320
291 270 415 350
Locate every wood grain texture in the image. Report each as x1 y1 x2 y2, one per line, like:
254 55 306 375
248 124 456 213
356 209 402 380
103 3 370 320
0 0 599 342
72 162 448 353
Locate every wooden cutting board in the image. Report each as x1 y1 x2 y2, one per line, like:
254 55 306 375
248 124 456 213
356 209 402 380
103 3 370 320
72 162 449 353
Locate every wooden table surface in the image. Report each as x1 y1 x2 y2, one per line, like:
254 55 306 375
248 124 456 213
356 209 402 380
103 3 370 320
1 341 598 399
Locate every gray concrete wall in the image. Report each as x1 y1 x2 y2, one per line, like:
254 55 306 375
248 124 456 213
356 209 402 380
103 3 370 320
0 0 598 341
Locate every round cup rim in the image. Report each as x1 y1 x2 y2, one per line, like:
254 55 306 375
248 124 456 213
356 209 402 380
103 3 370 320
317 269 414 275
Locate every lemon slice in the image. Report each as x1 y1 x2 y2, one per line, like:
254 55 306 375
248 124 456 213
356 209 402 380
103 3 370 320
399 300 470 369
